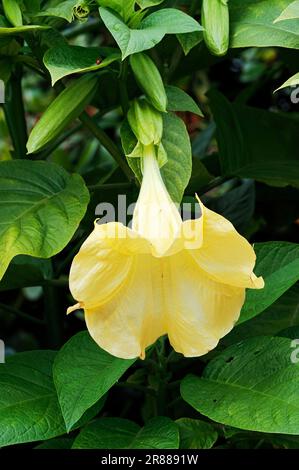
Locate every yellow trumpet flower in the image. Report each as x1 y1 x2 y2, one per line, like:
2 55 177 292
68 144 264 359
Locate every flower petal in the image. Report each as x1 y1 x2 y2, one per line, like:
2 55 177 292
69 222 150 309
165 251 245 357
84 254 166 359
190 199 264 289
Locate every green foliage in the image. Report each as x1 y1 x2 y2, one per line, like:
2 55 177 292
0 160 89 281
99 7 202 59
0 0 299 452
53 332 135 431
73 417 179 449
181 336 299 434
0 351 66 447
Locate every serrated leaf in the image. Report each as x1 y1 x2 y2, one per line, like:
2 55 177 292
99 7 202 59
53 332 135 431
181 336 299 434
166 85 204 116
230 0 299 50
239 242 299 324
176 418 218 449
73 417 179 449
44 45 120 85
0 160 89 281
0 351 66 447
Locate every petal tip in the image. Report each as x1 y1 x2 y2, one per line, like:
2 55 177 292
66 302 82 315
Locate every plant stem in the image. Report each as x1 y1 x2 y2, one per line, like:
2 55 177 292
43 285 63 349
79 112 133 181
3 66 28 158
0 302 44 325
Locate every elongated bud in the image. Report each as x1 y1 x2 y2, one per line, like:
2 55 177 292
3 0 23 27
27 74 98 154
128 99 163 146
130 53 167 112
202 0 229 56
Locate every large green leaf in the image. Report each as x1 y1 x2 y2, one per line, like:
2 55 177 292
44 45 120 85
73 417 179 449
53 332 135 431
240 242 299 324
121 113 192 203
209 89 299 187
99 7 202 59
181 336 299 434
35 0 77 22
230 0 299 49
0 255 52 291
165 85 204 116
226 284 299 344
0 351 66 447
274 1 299 23
176 418 218 449
0 160 89 281
275 72 299 91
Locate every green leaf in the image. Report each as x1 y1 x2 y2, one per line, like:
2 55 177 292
99 7 202 59
35 437 74 449
53 332 135 431
239 242 299 324
275 72 299 92
44 45 120 85
209 89 299 187
121 113 192 203
207 179 255 231
136 0 165 8
230 0 299 50
0 160 89 281
226 284 299 345
274 1 299 23
0 255 52 291
27 74 98 153
181 336 299 434
73 417 179 449
96 0 135 22
166 85 204 116
176 418 218 449
177 31 203 55
0 351 66 447
35 0 78 22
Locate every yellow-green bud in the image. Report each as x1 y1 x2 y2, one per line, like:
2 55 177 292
202 0 229 56
128 99 163 146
